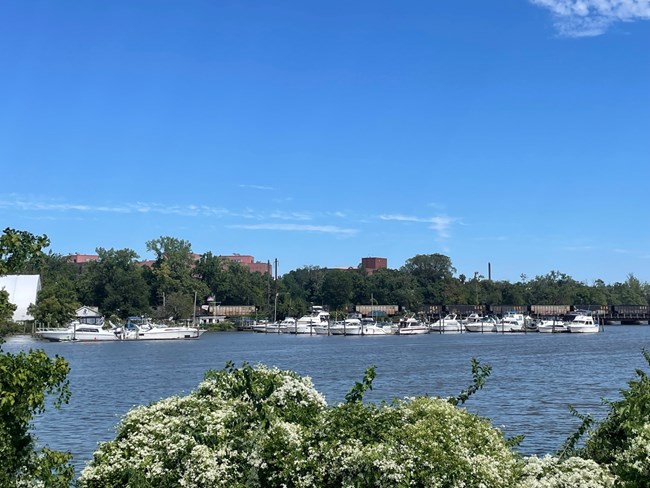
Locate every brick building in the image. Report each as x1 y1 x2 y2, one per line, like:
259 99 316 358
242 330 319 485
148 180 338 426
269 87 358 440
361 257 388 275
67 253 100 272
221 254 271 274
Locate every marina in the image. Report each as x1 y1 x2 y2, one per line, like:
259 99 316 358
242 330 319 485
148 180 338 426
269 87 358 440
4 325 650 474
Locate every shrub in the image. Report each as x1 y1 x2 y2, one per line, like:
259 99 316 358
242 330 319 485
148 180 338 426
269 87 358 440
517 455 615 488
0 345 73 487
78 363 326 487
579 349 650 486
79 362 521 488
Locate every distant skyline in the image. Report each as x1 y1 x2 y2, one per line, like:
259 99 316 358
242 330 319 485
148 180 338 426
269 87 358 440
2 1 649 284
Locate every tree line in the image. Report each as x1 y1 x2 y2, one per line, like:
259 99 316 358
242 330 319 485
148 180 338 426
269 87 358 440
1 227 649 327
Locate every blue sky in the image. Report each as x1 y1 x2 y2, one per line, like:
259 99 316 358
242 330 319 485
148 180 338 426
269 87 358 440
1 1 649 284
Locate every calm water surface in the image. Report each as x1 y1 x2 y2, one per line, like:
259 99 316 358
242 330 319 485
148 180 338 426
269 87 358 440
4 326 650 472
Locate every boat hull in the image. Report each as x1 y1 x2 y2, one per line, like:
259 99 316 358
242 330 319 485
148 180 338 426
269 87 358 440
430 324 462 333
37 327 128 342
361 326 393 335
135 328 205 340
568 325 600 333
398 327 429 335
465 323 497 333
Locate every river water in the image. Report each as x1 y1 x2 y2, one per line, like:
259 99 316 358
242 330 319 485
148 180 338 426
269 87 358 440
4 326 650 472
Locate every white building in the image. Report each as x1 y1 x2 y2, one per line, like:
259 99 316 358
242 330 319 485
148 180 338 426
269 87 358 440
0 274 41 322
76 305 103 325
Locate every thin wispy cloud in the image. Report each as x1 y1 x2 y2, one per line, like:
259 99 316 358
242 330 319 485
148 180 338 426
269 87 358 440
530 0 650 37
238 184 274 191
473 236 509 242
0 197 314 221
379 214 456 239
230 223 358 235
564 245 596 251
0 198 236 218
268 211 312 221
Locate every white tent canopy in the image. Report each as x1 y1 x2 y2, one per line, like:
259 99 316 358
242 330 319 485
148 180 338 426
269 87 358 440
0 274 41 322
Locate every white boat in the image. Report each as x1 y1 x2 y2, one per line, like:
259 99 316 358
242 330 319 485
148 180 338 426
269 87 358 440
290 306 330 334
37 321 132 342
429 314 462 333
360 318 396 335
252 320 286 333
397 316 429 335
328 318 362 336
536 319 568 333
312 323 331 335
495 312 527 333
465 316 498 333
276 317 298 334
128 317 205 340
462 313 484 325
567 313 600 333
251 320 272 333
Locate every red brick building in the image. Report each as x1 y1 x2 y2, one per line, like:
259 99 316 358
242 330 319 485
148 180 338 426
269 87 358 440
221 254 271 274
67 253 100 272
361 257 388 275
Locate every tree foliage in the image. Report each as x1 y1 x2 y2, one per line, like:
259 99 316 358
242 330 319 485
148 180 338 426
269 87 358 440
577 349 650 486
28 277 79 327
0 289 17 326
0 228 50 276
0 346 73 487
0 228 74 485
78 248 151 319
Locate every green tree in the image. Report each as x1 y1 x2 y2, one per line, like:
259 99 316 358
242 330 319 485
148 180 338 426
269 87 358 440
0 289 17 326
527 271 581 305
28 278 79 327
320 270 354 311
0 228 50 275
281 266 326 316
368 268 422 311
223 261 267 307
146 237 195 293
402 253 456 304
0 227 73 485
608 274 647 305
577 350 650 486
479 279 505 306
194 252 230 303
78 248 151 319
159 291 195 321
27 253 83 327
0 346 73 487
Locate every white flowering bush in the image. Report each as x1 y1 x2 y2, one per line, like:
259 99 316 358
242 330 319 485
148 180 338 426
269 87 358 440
517 455 615 488
78 362 326 487
79 362 522 487
304 396 521 487
609 422 650 487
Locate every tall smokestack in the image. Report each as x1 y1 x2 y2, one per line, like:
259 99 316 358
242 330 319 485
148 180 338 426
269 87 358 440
488 262 492 281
